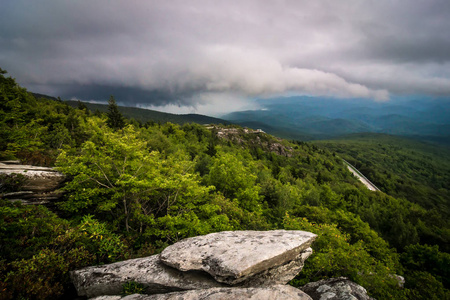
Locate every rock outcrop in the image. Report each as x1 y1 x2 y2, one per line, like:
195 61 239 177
71 230 316 299
160 230 316 285
300 277 375 300
91 285 312 300
0 161 65 205
211 127 293 157
71 255 224 298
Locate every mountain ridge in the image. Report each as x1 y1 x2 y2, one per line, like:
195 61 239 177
31 93 230 126
222 96 450 144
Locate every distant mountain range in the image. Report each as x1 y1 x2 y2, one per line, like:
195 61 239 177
64 100 230 126
33 93 450 144
222 96 450 144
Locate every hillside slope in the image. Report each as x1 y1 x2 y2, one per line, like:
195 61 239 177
315 133 450 249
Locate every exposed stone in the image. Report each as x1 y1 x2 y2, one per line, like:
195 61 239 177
91 296 122 300
211 127 293 157
160 230 316 285
389 274 405 288
72 230 317 298
301 277 375 300
91 285 312 300
0 162 65 204
0 163 65 192
71 254 224 298
0 160 21 165
236 247 313 287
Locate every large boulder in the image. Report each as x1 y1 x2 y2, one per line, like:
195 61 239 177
71 230 316 298
300 277 375 300
160 230 316 285
71 255 224 298
91 285 312 300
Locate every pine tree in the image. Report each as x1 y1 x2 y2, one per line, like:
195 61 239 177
77 100 88 111
106 96 125 130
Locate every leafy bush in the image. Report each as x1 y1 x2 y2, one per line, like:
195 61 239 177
77 215 128 262
283 213 406 299
122 281 145 296
0 201 68 261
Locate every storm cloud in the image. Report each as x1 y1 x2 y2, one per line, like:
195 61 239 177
1 1 449 114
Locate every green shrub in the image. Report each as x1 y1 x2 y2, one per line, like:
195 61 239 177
283 213 407 299
6 249 68 300
77 215 128 263
122 281 145 295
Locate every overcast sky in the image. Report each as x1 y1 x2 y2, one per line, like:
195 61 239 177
1 0 450 115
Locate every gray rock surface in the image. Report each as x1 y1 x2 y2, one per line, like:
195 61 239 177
91 297 122 300
73 230 317 298
236 247 313 287
91 285 312 300
301 277 375 300
0 162 65 204
389 274 405 288
160 230 316 284
0 163 65 191
71 254 224 298
75 248 313 298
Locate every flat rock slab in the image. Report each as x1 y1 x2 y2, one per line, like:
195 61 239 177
71 255 224 298
0 163 54 171
160 230 316 284
301 277 375 300
91 285 312 300
0 163 65 192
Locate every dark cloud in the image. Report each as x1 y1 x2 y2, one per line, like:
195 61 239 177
355 1 450 64
1 1 449 114
54 85 187 107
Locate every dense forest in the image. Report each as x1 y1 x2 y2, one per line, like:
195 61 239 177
315 134 450 222
1 68 449 299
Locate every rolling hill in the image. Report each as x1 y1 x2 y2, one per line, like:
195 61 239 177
65 100 230 125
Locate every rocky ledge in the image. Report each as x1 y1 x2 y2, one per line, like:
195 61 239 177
0 161 65 205
71 230 316 299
